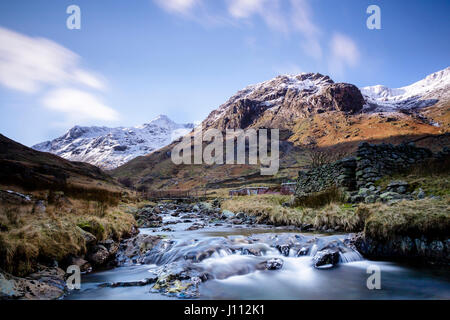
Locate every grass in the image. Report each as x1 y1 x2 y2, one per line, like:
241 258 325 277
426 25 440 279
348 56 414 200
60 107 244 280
221 194 366 231
0 195 136 277
222 193 450 240
293 186 345 208
363 196 450 240
375 157 450 196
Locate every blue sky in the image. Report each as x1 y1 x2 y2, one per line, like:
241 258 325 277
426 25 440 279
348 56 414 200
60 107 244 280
0 0 449 146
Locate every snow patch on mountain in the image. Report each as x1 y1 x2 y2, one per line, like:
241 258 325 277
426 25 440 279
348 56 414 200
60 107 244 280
33 115 194 170
204 73 334 126
361 67 450 112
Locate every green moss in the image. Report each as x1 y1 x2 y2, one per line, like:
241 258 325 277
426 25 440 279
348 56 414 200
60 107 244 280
77 219 105 240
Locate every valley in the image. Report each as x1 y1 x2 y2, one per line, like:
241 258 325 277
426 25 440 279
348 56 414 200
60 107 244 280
1 67 449 300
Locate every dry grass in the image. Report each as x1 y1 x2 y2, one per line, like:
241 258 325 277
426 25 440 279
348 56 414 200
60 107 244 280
363 196 450 240
293 186 345 208
0 196 136 276
222 193 450 239
221 195 366 231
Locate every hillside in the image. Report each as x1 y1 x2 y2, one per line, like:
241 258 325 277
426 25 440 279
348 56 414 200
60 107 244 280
0 133 122 193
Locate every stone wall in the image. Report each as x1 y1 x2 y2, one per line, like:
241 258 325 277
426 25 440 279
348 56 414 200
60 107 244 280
294 157 356 196
295 142 435 197
355 142 432 188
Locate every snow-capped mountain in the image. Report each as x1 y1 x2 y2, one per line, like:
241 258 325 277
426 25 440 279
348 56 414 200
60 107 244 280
202 72 364 130
202 67 449 131
33 115 194 170
361 67 450 112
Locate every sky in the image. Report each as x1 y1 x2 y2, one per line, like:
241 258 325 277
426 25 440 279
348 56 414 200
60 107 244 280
0 0 449 146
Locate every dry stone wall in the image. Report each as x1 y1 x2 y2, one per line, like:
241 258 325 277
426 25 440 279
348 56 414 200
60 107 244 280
295 142 437 198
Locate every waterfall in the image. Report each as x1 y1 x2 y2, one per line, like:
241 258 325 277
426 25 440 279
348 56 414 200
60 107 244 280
339 250 364 263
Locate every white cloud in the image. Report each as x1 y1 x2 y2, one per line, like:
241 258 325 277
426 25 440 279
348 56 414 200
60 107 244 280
0 27 106 93
42 88 119 122
0 26 117 123
227 0 288 33
290 0 322 59
228 0 265 18
153 0 198 15
328 33 360 76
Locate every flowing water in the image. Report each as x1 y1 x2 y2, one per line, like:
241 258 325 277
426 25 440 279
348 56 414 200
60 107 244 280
66 208 450 300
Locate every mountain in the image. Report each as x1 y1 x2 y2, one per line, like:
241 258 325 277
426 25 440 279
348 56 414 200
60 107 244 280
33 115 194 170
361 67 450 113
202 73 364 131
111 67 450 191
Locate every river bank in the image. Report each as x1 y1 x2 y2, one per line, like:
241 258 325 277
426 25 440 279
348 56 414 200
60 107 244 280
65 201 450 300
2 194 449 300
0 189 137 299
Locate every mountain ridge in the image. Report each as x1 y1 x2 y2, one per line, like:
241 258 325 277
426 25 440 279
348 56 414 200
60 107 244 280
33 115 194 170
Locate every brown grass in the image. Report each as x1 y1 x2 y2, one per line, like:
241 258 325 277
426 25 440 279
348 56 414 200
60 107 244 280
221 194 365 231
363 196 450 240
293 186 345 208
0 196 136 276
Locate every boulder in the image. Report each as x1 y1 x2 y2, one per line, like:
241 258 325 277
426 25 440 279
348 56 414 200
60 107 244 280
221 210 235 219
312 249 340 268
264 258 284 270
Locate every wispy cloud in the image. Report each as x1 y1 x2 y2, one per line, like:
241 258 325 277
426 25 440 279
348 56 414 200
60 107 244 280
290 0 322 59
228 0 288 33
153 0 362 76
42 88 119 122
0 26 117 123
153 0 199 15
328 32 360 77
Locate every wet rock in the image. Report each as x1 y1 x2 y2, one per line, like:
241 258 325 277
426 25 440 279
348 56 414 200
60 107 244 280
264 258 284 270
230 218 243 225
135 207 163 228
236 212 246 219
66 256 92 273
86 245 110 267
350 233 449 265
186 224 204 231
221 210 235 219
116 234 162 265
313 249 340 268
0 266 67 300
297 247 309 256
276 244 290 257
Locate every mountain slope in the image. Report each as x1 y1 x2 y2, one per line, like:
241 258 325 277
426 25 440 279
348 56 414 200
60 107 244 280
112 68 450 191
33 115 194 170
0 133 121 192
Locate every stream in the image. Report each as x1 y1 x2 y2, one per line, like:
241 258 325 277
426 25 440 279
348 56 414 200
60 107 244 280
65 206 450 300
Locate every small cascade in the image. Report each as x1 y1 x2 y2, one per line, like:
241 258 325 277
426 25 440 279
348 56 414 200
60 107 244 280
339 250 364 263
